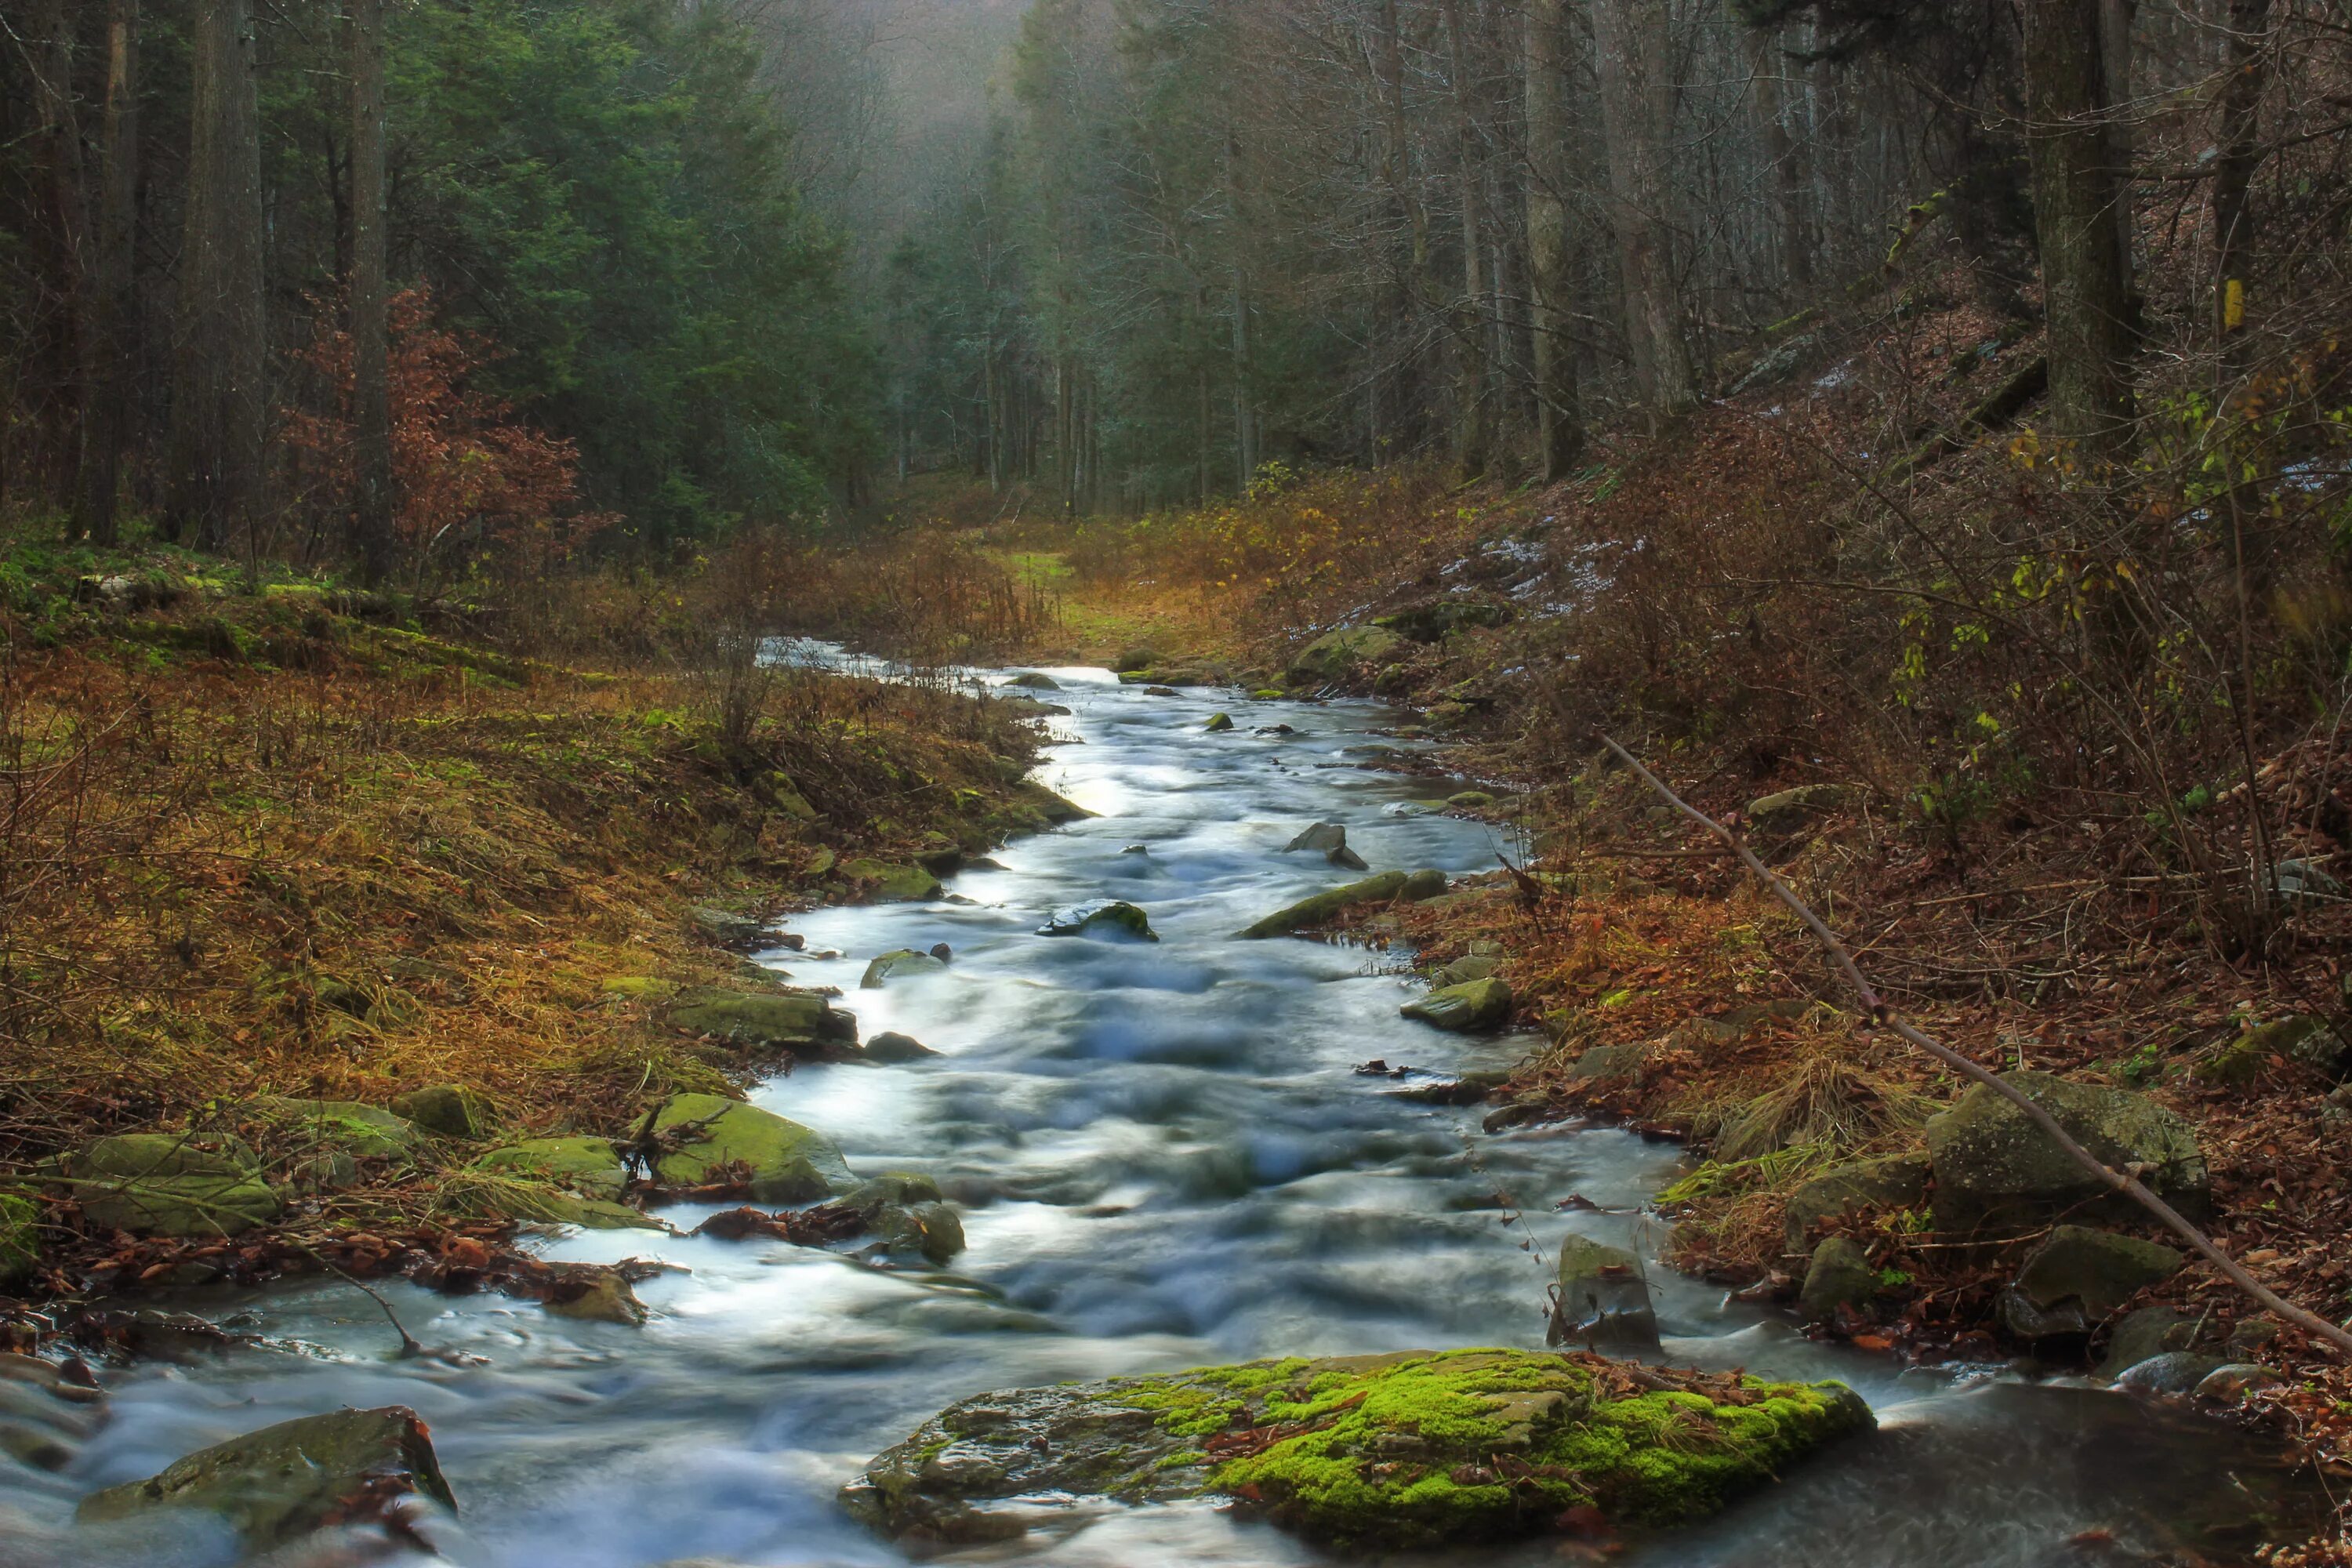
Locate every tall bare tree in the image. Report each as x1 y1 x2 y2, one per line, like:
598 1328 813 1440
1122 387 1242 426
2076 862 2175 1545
168 0 269 549
72 1 140 544
1524 0 1583 479
2021 0 2136 452
2210 0 2270 378
1443 0 1491 478
350 0 394 583
1592 0 1695 417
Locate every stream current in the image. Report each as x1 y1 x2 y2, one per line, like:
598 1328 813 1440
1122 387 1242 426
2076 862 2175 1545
0 663 2314 1567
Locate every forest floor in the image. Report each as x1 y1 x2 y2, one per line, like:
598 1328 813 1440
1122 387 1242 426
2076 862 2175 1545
0 535 1069 1329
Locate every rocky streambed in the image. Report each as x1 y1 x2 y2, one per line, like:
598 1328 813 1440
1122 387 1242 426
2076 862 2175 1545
0 663 2324 1566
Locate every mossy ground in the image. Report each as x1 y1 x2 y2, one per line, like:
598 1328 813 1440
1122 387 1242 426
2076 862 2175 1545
0 537 1044 1305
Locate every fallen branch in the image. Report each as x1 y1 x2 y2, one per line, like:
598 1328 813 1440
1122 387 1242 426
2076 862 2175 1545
1598 733 2352 1359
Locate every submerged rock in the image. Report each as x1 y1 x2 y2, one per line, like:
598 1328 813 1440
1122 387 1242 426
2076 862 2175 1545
1924 1071 2208 1233
1005 672 1062 691
1998 1226 2183 1340
862 949 949 988
1038 899 1159 941
648 1094 853 1203
1553 1236 1659 1348
2114 1351 2230 1397
543 1268 649 1326
1238 871 1410 938
848 1175 966 1265
58 1134 281 1239
77 1406 455 1553
840 1348 1867 1549
1401 977 1513 1033
863 1031 940 1063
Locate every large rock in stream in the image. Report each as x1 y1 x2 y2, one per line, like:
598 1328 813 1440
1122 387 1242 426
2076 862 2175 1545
77 1406 454 1554
648 1093 854 1203
840 1348 1869 1549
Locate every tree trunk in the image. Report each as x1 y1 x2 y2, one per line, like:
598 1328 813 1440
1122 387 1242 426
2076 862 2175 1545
2020 0 2136 452
1523 0 1581 480
1592 0 1695 418
1751 24 1811 298
36 0 92 502
74 0 139 545
2210 0 2269 378
1443 0 1490 481
350 0 394 586
168 0 268 550
1226 132 1258 491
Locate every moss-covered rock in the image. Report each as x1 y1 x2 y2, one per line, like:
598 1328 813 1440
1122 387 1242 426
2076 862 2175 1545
1006 672 1062 691
1798 1237 1879 1320
1284 626 1407 688
0 1191 38 1288
2098 1306 2199 1379
2195 1015 2342 1086
1999 1225 2184 1339
1781 1154 1931 1256
247 1098 419 1160
1373 600 1510 644
1925 1071 2208 1232
1555 1236 1659 1348
1401 977 1513 1033
840 860 944 902
543 1269 649 1325
648 1093 853 1203
840 1348 1869 1548
1238 871 1409 938
78 1406 454 1552
1745 784 1849 836
1037 899 1158 941
59 1134 281 1238
1400 868 1450 901
668 989 858 1049
474 1137 629 1199
1203 712 1235 732
862 949 949 989
390 1085 495 1140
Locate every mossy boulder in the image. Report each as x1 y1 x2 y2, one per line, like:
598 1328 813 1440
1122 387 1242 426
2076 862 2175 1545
1037 899 1158 941
862 949 949 989
1998 1225 2184 1340
1798 1237 1880 1320
1781 1154 1930 1256
648 1093 853 1203
1437 953 1499 986
1925 1071 2209 1232
78 1406 454 1552
848 1175 965 1265
1744 784 1849 836
1401 977 1514 1033
840 1348 1868 1549
1554 1236 1659 1348
1239 871 1409 938
1400 868 1450 901
840 860 945 902
0 1191 38 1288
474 1137 628 1199
2196 1015 2343 1086
668 989 858 1049
1006 672 1062 691
1203 712 1236 733
60 1134 281 1238
1284 626 1407 688
390 1085 495 1140
247 1098 419 1160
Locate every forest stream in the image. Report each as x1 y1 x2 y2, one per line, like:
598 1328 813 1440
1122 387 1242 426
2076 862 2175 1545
0 662 2321 1568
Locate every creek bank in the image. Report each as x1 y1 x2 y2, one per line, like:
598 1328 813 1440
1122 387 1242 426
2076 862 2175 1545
843 1348 1870 1550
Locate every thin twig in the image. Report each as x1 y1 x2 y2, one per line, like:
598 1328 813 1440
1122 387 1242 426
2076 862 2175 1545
1599 733 2352 1359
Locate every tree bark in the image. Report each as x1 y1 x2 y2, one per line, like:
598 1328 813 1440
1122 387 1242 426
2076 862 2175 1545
168 0 269 550
35 0 92 501
350 0 394 585
1226 131 1258 490
1751 24 1811 298
1592 0 1695 418
2020 0 2136 452
75 0 139 545
1442 0 1490 481
1523 0 1581 480
2210 0 2269 378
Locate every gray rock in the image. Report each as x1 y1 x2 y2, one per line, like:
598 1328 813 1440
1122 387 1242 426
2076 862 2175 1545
1400 977 1512 1033
1437 953 1499 985
77 1406 454 1552
1566 1043 1645 1083
2193 1363 2285 1403
1284 822 1369 872
544 1268 648 1326
1400 868 1450 902
1925 1070 2208 1233
862 949 949 988
864 1031 940 1063
1552 1235 1659 1348
1998 1226 2184 1339
1782 1155 1931 1256
2097 1306 2198 1379
59 1134 280 1239
2114 1351 2230 1396
1037 900 1158 941
2270 857 2345 910
1798 1236 1879 1320
690 906 764 947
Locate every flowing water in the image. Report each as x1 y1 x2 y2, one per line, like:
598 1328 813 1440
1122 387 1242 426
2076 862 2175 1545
0 666 2318 1567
